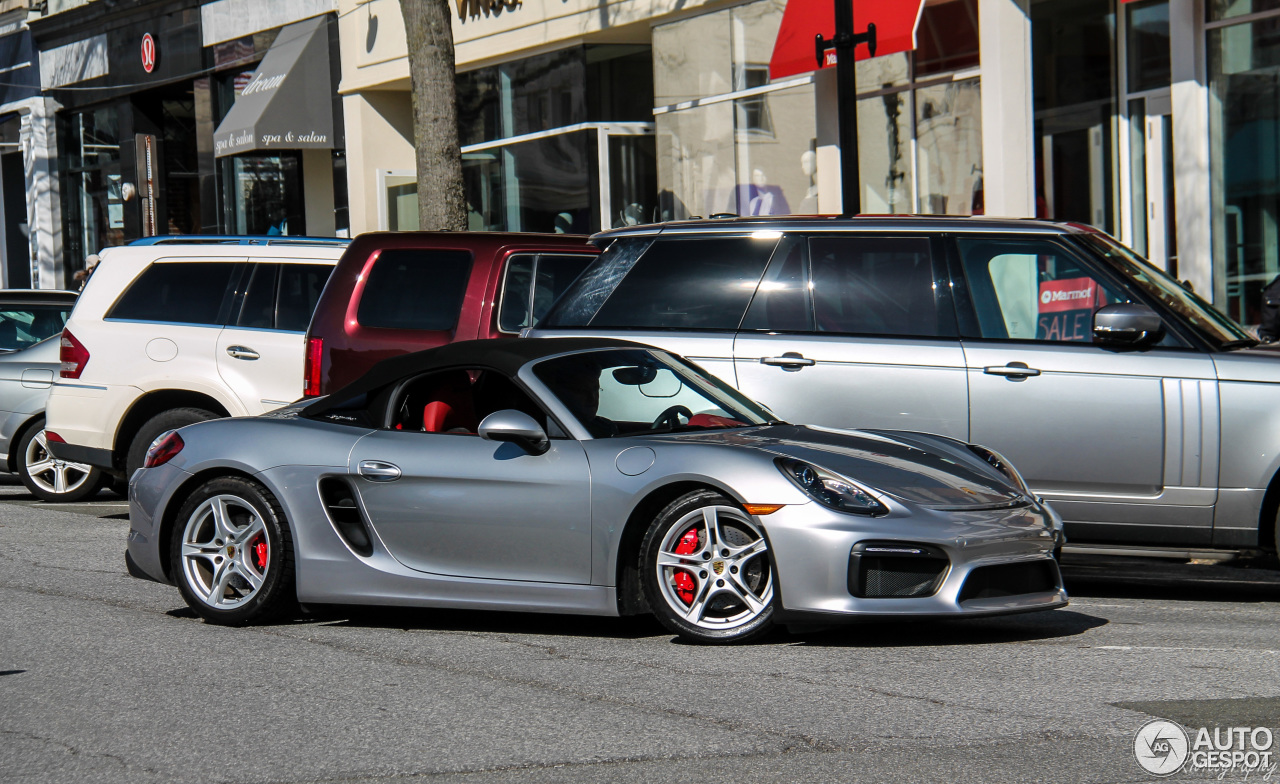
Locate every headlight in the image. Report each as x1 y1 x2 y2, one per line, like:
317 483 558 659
967 444 1029 493
776 458 887 516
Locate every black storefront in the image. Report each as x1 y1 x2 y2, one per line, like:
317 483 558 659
29 1 345 275
0 25 41 287
30 0 204 273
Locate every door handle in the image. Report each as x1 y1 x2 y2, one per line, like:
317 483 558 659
761 353 816 370
983 362 1041 379
226 345 260 360
358 460 401 481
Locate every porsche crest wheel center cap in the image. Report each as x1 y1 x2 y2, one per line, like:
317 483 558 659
226 545 236 557
712 561 725 575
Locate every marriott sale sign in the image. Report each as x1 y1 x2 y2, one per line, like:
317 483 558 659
1037 277 1108 341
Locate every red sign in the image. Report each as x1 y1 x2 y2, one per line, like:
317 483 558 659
141 33 156 74
769 0 926 80
1037 277 1108 342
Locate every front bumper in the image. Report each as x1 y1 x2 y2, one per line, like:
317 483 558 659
762 501 1067 619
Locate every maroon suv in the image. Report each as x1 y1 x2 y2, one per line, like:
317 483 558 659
304 232 598 396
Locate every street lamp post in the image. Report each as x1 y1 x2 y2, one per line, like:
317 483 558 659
815 1 876 216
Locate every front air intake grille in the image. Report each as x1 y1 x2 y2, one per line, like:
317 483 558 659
318 477 374 557
957 560 1059 603
848 541 949 598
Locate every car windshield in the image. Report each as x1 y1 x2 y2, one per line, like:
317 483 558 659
1074 233 1254 348
533 348 774 438
0 304 72 352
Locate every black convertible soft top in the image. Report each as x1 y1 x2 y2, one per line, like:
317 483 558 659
301 336 654 419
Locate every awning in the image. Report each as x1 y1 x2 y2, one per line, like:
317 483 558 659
213 16 336 158
770 0 926 81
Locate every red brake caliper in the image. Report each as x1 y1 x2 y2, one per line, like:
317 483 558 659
252 535 268 571
671 527 700 605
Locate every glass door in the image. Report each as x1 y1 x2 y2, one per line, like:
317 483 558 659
1129 94 1177 274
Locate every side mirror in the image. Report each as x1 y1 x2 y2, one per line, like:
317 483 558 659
478 409 550 455
1093 303 1164 348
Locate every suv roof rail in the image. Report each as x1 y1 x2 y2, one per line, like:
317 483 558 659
126 235 351 247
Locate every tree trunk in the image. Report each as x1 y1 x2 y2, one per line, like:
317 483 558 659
401 0 467 231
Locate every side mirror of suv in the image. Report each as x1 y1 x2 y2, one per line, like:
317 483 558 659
478 410 550 455
1093 303 1164 348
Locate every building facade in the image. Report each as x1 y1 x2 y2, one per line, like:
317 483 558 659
21 0 347 287
339 0 1280 324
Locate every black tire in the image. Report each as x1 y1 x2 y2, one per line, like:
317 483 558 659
639 490 776 644
15 420 105 503
169 475 297 625
126 407 219 479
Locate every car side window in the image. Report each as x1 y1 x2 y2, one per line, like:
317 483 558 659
107 262 240 326
806 235 944 337
586 236 778 330
276 263 332 332
357 249 473 331
389 368 548 434
956 238 1127 342
235 264 278 329
0 305 72 351
740 235 813 332
497 254 594 333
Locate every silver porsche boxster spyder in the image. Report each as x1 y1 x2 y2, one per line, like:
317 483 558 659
126 337 1068 643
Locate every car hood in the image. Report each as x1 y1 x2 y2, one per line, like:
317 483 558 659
661 424 1026 510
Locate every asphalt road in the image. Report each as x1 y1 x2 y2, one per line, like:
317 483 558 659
2 476 1278 784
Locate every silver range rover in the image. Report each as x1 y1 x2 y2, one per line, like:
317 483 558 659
530 216 1279 555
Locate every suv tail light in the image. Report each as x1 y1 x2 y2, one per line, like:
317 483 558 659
303 336 323 397
60 329 89 378
143 430 184 468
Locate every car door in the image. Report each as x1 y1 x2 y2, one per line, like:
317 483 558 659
347 368 593 584
951 234 1219 544
732 233 970 440
217 261 332 412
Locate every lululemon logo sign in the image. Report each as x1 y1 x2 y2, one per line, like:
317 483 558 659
141 33 156 74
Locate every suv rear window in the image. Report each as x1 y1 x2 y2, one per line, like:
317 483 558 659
542 236 777 330
108 262 239 325
357 249 473 331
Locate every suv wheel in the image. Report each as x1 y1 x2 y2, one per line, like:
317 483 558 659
16 421 104 502
126 408 219 479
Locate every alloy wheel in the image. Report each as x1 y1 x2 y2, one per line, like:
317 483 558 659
23 430 95 497
653 505 773 631
179 494 271 610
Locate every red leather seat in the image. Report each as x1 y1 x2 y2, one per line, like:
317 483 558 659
422 373 478 433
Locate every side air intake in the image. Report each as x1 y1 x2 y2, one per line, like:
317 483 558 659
318 477 374 557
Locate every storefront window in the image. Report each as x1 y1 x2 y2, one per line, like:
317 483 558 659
221 153 305 235
858 90 914 213
915 0 980 78
1210 0 1280 21
458 46 652 146
916 79 983 215
1032 0 1118 231
1209 13 1280 323
59 105 123 271
1127 0 1171 93
462 131 597 233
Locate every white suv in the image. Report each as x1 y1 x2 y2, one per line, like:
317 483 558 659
45 238 347 480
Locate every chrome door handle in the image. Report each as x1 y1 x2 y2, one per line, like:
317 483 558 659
358 460 401 481
761 353 816 369
226 345 260 360
983 363 1041 379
